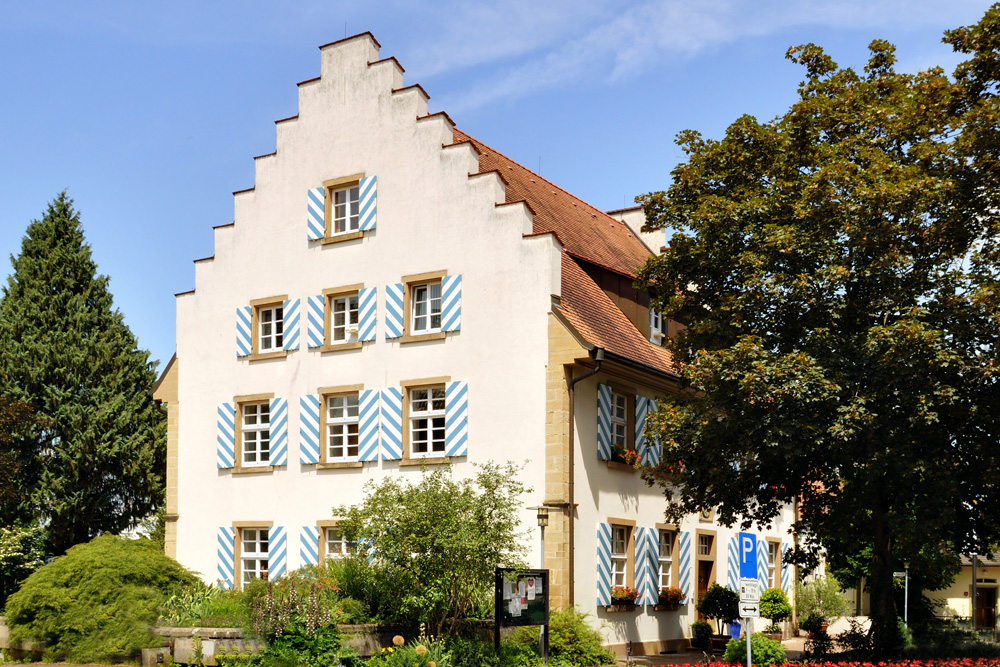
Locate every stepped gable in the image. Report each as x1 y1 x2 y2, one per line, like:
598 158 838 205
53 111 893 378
559 254 677 376
453 129 650 278
452 128 675 376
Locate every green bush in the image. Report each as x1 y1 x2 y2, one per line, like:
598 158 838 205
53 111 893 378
691 619 712 646
696 583 739 634
159 581 246 627
510 607 614 667
722 632 786 666
795 574 849 623
759 587 791 625
5 534 198 662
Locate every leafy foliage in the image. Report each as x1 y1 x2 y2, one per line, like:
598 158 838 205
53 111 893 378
0 193 165 555
759 587 792 624
696 583 739 633
722 632 786 666
0 521 45 609
796 575 850 623
336 462 530 635
5 534 198 662
638 6 1000 654
159 581 246 628
509 607 615 667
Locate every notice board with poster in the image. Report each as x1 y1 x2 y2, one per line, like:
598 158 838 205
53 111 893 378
494 569 549 656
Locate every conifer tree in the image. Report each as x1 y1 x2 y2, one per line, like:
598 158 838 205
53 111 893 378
0 193 165 555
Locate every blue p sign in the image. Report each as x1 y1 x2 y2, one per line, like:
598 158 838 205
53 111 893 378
738 532 757 579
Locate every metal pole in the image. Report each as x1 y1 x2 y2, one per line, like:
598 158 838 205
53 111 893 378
904 562 909 628
972 554 978 635
746 617 752 667
540 523 546 664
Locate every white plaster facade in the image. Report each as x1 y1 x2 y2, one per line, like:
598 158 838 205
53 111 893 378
164 33 797 655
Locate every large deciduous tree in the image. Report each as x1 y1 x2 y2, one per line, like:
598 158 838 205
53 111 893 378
638 7 1000 653
0 193 165 555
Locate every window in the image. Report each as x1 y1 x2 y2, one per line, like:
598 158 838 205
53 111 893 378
331 184 360 235
698 534 713 556
331 293 359 342
649 308 666 344
610 391 628 448
659 529 675 588
410 386 446 457
767 541 779 587
326 394 359 461
241 402 271 467
241 528 269 584
325 527 356 560
258 305 283 352
611 525 629 587
411 282 442 334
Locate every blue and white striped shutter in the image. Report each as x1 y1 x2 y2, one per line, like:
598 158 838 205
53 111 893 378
269 526 287 580
359 176 377 231
217 527 236 589
300 526 320 567
678 530 692 602
445 380 468 457
283 299 300 351
638 527 659 605
217 402 236 469
237 306 252 357
307 187 325 240
757 538 769 590
380 387 403 460
596 383 613 460
269 398 288 466
645 398 662 467
781 542 792 594
358 287 377 342
299 395 321 464
358 389 380 462
635 396 648 463
307 296 325 348
384 284 404 339
597 523 612 606
727 535 740 591
358 537 376 565
441 274 462 332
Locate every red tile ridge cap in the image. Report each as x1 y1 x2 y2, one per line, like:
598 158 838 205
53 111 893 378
496 197 537 217
471 167 509 189
254 152 276 160
319 32 381 51
193 256 214 263
275 115 299 124
606 205 643 215
212 222 235 230
297 77 320 87
392 83 430 100
417 110 455 127
233 187 254 195
175 289 195 297
369 56 404 73
523 230 565 247
442 138 481 157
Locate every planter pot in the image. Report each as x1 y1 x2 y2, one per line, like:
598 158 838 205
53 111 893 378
654 601 680 611
766 632 782 642
605 603 637 612
710 635 730 655
690 637 709 650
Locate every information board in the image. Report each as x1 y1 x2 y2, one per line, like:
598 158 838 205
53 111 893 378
495 568 550 658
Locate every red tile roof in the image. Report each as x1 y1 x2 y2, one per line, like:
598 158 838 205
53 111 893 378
453 129 677 377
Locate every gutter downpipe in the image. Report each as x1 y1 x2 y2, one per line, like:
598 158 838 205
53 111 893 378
565 347 604 608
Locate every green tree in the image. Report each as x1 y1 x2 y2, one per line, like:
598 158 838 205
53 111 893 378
0 193 166 555
336 462 530 635
0 397 44 526
637 7 1000 654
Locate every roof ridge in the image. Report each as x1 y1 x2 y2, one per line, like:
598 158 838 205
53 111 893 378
455 129 641 241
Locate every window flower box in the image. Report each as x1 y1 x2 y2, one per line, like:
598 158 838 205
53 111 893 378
609 585 640 607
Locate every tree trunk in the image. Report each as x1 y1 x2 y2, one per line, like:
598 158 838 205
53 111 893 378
869 495 901 655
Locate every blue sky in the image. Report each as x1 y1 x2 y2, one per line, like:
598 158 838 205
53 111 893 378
0 0 993 370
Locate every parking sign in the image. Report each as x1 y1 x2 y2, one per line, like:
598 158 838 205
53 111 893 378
738 532 756 579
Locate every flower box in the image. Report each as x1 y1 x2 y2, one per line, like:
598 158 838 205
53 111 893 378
653 602 680 611
605 603 637 612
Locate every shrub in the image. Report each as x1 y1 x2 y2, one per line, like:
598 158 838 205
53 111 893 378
795 574 849 623
159 581 245 627
722 632 786 666
759 587 791 625
696 582 739 634
691 619 712 646
5 534 198 662
509 607 614 667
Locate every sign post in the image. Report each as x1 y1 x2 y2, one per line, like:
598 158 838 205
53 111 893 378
738 532 758 667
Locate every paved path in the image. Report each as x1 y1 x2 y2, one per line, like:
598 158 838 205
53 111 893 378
621 636 807 665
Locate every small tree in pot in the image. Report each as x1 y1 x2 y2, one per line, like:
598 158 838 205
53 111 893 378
696 583 739 636
759 587 792 637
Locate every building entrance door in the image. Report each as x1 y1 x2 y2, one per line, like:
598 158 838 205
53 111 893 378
975 587 997 632
697 561 713 619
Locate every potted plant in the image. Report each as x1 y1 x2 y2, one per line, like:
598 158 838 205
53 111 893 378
611 445 641 468
608 584 639 610
690 620 712 649
759 587 792 641
795 574 849 629
696 583 739 653
657 585 684 610
799 612 828 636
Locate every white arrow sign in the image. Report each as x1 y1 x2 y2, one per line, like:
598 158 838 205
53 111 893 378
740 601 760 618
